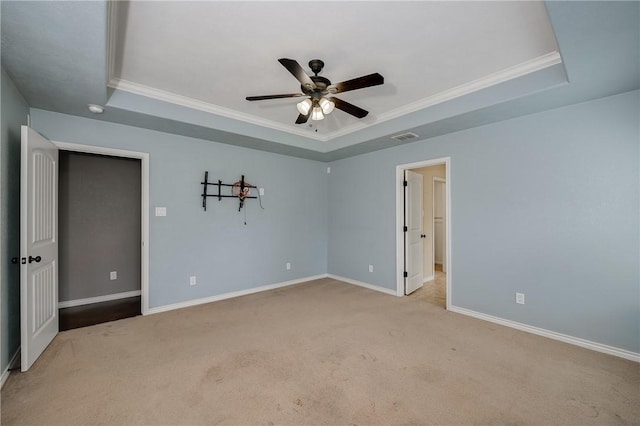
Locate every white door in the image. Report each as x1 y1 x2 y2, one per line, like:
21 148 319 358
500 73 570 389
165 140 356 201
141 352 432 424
405 170 424 294
434 179 446 273
20 126 59 372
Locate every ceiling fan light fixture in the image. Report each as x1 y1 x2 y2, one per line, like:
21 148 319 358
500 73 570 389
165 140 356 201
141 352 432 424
246 58 383 125
296 98 312 115
319 98 335 115
311 106 324 121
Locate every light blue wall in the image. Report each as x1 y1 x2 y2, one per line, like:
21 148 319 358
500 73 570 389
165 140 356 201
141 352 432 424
13 90 640 356
328 90 640 353
30 110 328 309
1 67 29 373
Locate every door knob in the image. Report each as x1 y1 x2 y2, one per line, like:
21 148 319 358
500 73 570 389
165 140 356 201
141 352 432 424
28 255 41 263
420 234 426 238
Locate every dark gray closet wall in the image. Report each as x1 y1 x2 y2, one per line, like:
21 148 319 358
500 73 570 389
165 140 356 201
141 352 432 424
59 151 141 302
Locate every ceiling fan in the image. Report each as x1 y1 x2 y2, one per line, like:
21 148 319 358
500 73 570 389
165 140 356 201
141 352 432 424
246 58 384 124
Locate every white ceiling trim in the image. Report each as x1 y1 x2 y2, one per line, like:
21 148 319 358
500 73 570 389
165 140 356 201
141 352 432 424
327 51 563 140
107 77 329 141
107 52 561 146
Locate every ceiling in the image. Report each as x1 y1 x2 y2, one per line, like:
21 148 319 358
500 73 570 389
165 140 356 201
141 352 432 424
2 1 639 161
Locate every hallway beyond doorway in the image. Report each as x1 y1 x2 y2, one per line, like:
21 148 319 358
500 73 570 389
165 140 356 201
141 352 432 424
412 265 446 308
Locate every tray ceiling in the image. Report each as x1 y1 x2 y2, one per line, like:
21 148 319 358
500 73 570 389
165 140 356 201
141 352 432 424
108 1 560 141
3 1 638 160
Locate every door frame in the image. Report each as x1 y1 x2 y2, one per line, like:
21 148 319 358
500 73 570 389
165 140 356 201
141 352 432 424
395 157 451 309
53 141 150 315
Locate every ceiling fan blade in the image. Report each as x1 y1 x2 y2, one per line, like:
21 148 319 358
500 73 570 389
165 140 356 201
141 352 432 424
278 58 316 90
295 112 310 124
330 97 369 118
330 73 384 94
246 93 305 101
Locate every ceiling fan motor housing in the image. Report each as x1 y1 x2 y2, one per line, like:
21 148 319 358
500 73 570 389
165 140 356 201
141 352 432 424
308 59 325 75
304 76 331 97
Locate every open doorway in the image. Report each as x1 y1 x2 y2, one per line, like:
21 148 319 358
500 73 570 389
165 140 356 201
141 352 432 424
53 141 149 332
58 150 142 330
396 158 451 309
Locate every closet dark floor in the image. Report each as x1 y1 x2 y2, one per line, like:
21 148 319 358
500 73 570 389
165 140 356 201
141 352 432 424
59 296 141 331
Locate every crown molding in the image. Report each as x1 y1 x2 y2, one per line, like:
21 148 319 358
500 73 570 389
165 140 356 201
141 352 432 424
326 51 563 141
107 51 561 146
379 51 562 123
108 78 330 142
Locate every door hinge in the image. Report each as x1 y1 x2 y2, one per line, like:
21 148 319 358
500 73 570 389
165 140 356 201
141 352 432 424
403 226 408 232
403 180 408 187
404 271 408 278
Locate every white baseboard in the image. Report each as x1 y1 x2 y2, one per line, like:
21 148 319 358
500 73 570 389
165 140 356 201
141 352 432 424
327 274 397 296
1 347 21 389
146 274 328 315
58 290 142 309
449 305 640 362
423 275 435 283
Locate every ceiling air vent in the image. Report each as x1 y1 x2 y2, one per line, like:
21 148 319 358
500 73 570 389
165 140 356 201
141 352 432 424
391 132 419 142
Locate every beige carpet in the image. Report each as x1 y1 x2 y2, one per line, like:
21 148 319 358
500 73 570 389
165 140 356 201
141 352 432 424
2 278 638 425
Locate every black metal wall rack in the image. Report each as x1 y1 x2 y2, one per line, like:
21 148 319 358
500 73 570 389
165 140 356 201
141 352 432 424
201 171 257 211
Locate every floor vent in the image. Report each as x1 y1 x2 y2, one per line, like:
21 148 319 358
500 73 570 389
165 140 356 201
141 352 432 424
391 132 419 142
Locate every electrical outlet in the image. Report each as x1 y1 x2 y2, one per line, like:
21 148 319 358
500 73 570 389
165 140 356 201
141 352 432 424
155 207 166 217
516 292 525 304
190 276 197 286
110 271 117 280
286 262 291 270
259 187 265 196
369 265 374 273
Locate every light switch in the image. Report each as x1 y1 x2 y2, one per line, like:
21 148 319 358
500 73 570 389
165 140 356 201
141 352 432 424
259 188 265 196
155 207 166 217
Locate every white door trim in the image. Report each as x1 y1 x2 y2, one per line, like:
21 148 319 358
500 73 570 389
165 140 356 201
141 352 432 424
53 142 150 315
396 157 451 310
